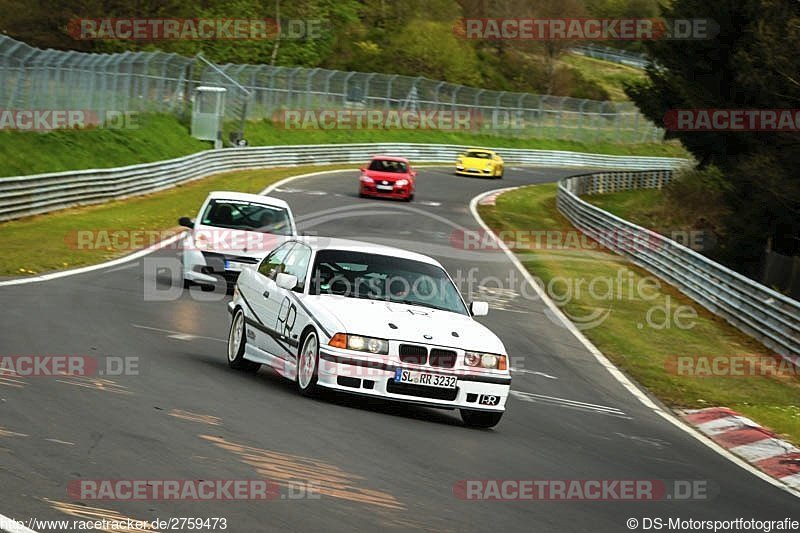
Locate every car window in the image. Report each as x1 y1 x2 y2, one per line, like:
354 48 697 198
258 242 295 278
201 199 294 235
309 250 468 315
465 151 492 159
281 243 312 291
367 159 408 173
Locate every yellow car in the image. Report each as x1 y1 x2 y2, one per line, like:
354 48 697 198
455 148 504 179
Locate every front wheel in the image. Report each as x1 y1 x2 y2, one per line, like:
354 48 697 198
227 308 261 372
297 331 320 397
460 409 503 428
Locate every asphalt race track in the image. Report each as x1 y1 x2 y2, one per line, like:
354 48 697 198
0 166 797 532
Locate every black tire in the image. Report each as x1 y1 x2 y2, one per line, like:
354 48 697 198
460 409 503 428
200 283 215 292
227 308 261 372
296 330 320 397
183 278 192 290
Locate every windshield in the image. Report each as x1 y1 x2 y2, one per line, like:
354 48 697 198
465 151 492 159
200 199 293 235
309 250 468 315
367 159 408 173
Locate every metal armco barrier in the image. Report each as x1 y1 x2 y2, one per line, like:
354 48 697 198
557 170 800 360
0 143 687 222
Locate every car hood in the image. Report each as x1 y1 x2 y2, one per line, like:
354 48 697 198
310 295 506 354
191 226 288 258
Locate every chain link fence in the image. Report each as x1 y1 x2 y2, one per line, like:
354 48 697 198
0 34 664 145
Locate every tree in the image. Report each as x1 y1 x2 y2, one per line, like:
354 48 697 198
625 0 800 275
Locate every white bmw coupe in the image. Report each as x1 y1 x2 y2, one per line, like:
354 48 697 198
227 237 511 428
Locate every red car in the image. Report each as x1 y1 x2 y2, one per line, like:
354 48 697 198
358 155 416 201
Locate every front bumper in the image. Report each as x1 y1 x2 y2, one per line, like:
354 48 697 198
455 167 494 177
317 348 510 411
359 183 411 199
183 249 259 285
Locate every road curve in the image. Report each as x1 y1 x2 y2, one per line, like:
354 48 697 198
0 166 796 532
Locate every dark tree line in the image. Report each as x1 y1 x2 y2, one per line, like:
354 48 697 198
626 0 800 276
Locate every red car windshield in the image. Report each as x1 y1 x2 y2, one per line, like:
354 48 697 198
368 159 408 173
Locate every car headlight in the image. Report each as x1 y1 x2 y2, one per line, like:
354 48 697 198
484 165 493 171
360 175 374 182
395 179 408 186
464 351 507 370
329 333 389 355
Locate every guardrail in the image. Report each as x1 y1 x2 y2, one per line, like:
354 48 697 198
557 170 800 360
0 143 688 222
571 44 651 69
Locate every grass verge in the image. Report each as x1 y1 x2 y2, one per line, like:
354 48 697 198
561 54 646 102
585 189 702 233
0 164 356 277
478 183 800 443
0 114 208 178
0 113 688 178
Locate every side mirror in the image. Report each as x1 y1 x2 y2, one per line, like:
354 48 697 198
178 216 194 229
275 272 298 291
360 167 366 172
470 301 489 317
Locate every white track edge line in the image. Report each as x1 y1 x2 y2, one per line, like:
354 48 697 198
469 186 800 500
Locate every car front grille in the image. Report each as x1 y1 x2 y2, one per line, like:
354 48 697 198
398 344 427 364
429 349 457 368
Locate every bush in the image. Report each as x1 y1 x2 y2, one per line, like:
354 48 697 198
664 165 731 236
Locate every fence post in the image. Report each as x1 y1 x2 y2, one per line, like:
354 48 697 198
385 74 397 109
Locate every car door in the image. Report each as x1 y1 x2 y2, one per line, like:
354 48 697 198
270 242 313 358
247 241 295 357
